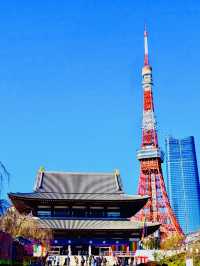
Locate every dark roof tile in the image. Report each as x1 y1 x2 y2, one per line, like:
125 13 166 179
9 192 148 201
34 171 123 194
38 218 160 231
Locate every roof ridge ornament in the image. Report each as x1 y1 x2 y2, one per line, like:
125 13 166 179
39 166 45 173
114 169 123 191
114 169 120 177
34 166 45 191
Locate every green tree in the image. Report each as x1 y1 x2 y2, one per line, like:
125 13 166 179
160 253 185 266
160 233 184 250
142 236 159 249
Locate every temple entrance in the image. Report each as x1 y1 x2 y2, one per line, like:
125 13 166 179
90 246 110 256
91 246 99 255
99 247 110 256
71 245 89 255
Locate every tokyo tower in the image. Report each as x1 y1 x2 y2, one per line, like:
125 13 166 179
136 28 183 237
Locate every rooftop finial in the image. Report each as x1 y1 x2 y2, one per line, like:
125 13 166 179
39 166 45 172
144 25 149 66
114 169 120 177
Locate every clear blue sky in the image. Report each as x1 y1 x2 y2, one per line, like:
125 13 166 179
1 0 200 198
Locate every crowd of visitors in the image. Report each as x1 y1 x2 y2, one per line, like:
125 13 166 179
44 255 145 266
46 255 108 266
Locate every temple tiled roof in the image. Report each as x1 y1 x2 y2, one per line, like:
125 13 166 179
38 218 160 232
9 192 148 201
34 171 123 194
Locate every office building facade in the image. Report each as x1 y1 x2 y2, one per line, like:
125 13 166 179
165 136 200 233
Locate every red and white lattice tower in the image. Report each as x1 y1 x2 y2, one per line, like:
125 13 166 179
136 28 183 237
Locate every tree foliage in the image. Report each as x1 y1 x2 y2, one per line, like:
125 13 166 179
0 207 52 247
160 233 184 250
155 234 200 266
159 253 185 266
159 252 200 266
142 236 160 249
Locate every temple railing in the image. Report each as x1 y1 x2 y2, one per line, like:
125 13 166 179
112 251 136 257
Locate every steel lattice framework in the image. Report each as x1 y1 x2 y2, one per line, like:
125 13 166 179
136 28 183 237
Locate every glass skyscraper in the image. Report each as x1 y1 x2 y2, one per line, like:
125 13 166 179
165 136 200 234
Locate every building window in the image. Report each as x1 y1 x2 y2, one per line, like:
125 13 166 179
72 206 86 217
37 206 51 217
89 207 104 218
54 206 69 217
107 207 120 218
107 211 120 218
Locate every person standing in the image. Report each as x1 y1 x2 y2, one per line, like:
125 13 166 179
102 257 107 266
91 256 96 266
81 256 85 266
64 256 70 266
74 256 79 266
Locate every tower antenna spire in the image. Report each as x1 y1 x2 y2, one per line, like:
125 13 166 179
144 25 149 66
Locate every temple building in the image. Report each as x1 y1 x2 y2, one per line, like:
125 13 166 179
9 169 159 256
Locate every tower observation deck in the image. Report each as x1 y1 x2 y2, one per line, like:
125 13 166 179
136 28 183 238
